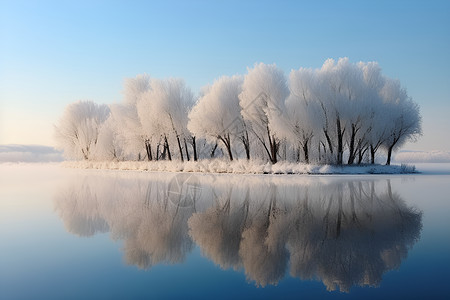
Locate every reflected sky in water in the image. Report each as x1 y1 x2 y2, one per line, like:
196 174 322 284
1 164 449 299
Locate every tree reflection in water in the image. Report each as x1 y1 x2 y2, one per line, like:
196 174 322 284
54 174 422 292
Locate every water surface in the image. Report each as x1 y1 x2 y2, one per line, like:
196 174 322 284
1 164 449 299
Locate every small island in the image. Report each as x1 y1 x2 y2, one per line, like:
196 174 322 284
55 58 421 174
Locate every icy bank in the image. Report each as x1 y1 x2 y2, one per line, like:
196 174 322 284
62 160 417 175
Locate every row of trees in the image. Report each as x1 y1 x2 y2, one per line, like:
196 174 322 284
55 58 422 165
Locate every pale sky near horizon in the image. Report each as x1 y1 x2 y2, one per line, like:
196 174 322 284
1 0 449 151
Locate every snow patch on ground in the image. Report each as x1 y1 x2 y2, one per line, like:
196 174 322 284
62 160 417 175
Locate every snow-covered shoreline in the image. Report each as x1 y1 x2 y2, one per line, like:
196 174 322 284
61 160 417 175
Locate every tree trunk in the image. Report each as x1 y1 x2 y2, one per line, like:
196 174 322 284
347 124 357 164
318 142 323 162
81 148 89 160
259 126 277 164
156 143 160 161
370 144 376 164
164 135 172 161
225 141 233 160
386 145 394 165
386 134 400 166
192 136 198 161
219 134 233 161
358 149 363 164
244 142 250 160
176 135 184 162
184 138 190 161
357 144 368 164
270 138 278 164
336 116 344 165
149 144 153 161
267 129 278 164
210 142 218 158
324 129 333 154
145 139 152 161
241 130 250 160
270 140 278 164
302 140 309 164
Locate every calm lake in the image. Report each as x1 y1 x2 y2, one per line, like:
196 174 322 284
1 164 449 299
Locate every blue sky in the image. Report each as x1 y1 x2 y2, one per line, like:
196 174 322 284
1 0 449 151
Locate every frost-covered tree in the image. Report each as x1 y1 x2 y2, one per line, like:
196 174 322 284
339 62 368 165
283 58 421 165
55 100 110 160
239 63 289 164
110 74 152 161
56 59 421 165
276 68 322 163
94 114 124 160
123 73 151 106
314 58 360 164
140 78 194 161
381 80 422 165
109 103 146 160
351 62 386 164
188 75 248 160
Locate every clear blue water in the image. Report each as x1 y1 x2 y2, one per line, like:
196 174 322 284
1 164 449 299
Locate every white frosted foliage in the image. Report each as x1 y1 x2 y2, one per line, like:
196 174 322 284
55 58 421 166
